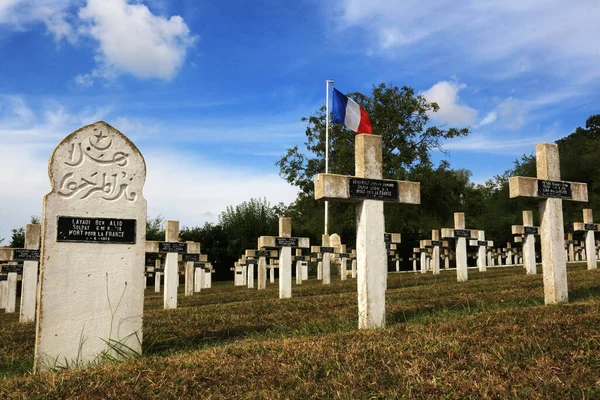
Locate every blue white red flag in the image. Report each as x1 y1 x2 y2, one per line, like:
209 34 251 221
331 88 372 134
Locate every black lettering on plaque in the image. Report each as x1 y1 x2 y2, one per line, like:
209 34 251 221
275 237 299 247
585 223 598 231
235 271 243 275
194 262 205 268
13 249 40 261
57 216 136 244
537 180 572 199
182 253 200 262
384 233 392 243
294 256 305 261
158 242 188 253
339 253 349 258
257 250 270 257
349 178 398 201
524 226 539 235
154 268 164 273
0 274 7 281
2 265 23 274
320 247 335 253
247 259 258 265
431 241 443 247
477 241 488 246
454 229 472 238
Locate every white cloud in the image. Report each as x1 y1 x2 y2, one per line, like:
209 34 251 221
328 0 600 81
420 81 477 125
478 111 497 127
77 0 197 83
0 0 197 84
0 95 301 240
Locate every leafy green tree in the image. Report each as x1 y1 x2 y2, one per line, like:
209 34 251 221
9 216 41 248
277 83 470 195
146 215 165 241
277 83 470 250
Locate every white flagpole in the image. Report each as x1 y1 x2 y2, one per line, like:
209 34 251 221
325 79 333 236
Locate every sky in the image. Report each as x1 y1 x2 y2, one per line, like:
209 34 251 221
0 0 599 241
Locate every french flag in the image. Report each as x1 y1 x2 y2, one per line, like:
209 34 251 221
331 88 372 134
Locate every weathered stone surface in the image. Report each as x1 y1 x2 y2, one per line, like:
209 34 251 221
35 121 146 372
164 220 179 309
20 224 40 322
508 176 588 201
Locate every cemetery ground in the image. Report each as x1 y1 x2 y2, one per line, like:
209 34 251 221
1 266 600 399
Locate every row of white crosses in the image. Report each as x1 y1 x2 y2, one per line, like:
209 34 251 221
315 134 420 329
145 220 211 308
441 213 478 282
512 211 539 275
258 218 310 299
0 224 41 321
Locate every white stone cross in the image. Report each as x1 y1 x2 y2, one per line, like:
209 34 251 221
423 230 446 274
0 224 41 321
573 208 599 270
512 210 539 275
258 217 309 299
314 134 420 329
441 213 478 281
385 233 401 272
509 143 588 304
311 234 340 285
468 231 493 272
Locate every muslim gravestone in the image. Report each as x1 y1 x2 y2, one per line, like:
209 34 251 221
34 121 146 373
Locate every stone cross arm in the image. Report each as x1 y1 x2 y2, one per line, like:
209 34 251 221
146 240 201 254
245 249 278 258
258 236 310 249
441 228 478 239
0 248 41 261
573 222 600 232
509 177 588 201
512 225 540 235
469 239 493 247
314 174 420 204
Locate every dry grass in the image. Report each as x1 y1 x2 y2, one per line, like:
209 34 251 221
1 264 600 399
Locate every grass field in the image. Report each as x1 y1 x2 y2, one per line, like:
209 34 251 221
1 264 600 399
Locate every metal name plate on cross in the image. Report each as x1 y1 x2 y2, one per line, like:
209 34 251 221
314 134 420 329
509 143 588 304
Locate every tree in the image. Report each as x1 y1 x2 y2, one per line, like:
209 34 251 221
276 83 471 249
9 215 41 248
146 215 165 241
277 83 470 195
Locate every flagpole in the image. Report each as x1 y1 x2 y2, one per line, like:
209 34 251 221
324 79 333 236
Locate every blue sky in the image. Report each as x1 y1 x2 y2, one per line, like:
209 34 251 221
0 0 599 240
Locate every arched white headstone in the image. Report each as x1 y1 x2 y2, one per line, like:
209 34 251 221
34 121 147 372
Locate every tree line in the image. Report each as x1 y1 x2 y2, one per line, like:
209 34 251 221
2 83 598 281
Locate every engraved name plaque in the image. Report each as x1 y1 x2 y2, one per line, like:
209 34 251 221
182 253 200 262
349 178 398 201
56 216 136 244
194 262 205 268
13 249 41 261
275 237 299 247
320 247 335 253
585 223 598 231
454 229 472 238
537 180 572 199
524 226 539 235
158 242 188 253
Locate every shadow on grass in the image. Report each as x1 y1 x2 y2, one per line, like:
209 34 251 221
569 285 600 302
